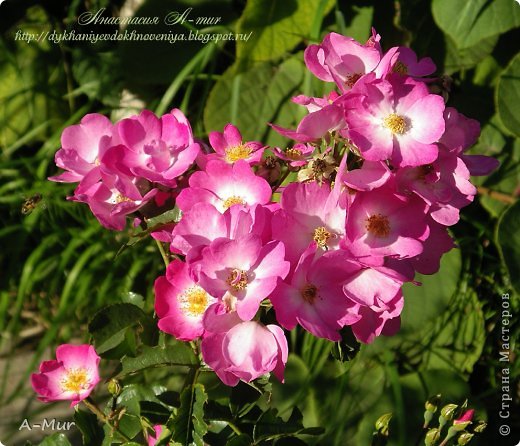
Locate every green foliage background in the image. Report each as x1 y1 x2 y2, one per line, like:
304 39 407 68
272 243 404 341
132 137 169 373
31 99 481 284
0 0 519 445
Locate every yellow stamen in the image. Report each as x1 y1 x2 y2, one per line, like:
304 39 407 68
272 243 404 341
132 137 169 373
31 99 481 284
225 145 252 163
60 368 90 393
223 195 245 209
365 214 391 238
115 194 132 204
285 148 303 160
180 286 209 317
313 226 332 249
301 283 318 304
383 113 408 135
226 269 248 291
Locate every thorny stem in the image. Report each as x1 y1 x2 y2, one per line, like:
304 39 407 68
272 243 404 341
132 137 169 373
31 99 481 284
83 397 131 442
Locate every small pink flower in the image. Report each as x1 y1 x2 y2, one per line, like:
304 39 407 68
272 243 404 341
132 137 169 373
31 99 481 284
199 124 264 167
304 32 382 92
49 113 113 183
201 304 288 386
454 409 474 425
270 245 361 341
176 160 273 213
108 109 200 187
272 143 315 167
195 234 290 320
345 184 429 260
272 181 347 265
375 46 436 79
344 74 445 167
154 259 217 341
31 344 100 407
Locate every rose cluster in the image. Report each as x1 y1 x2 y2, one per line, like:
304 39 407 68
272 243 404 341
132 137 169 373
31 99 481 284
48 30 498 388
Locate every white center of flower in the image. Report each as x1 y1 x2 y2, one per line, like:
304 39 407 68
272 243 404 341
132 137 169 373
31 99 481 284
60 368 90 393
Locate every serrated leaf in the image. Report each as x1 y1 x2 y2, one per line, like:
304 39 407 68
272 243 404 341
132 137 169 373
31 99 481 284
497 52 520 137
169 383 208 446
236 0 334 66
496 200 520 293
432 0 520 50
118 344 198 378
88 303 151 354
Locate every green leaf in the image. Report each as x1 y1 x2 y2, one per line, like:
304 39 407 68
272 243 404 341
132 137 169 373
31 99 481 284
400 248 461 334
444 34 498 73
497 52 520 137
236 0 334 66
226 434 253 446
118 344 198 377
37 434 72 446
253 407 324 442
496 200 520 293
169 383 208 446
88 303 151 354
204 56 305 141
74 409 104 445
432 0 520 50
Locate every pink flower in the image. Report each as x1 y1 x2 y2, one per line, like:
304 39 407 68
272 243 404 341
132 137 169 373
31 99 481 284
154 259 217 341
199 124 264 167
71 174 157 231
272 181 347 265
201 304 288 386
343 160 391 191
345 184 429 260
195 234 290 320
148 425 163 446
31 344 100 407
107 109 200 187
49 113 113 183
270 245 361 341
344 74 445 167
272 143 315 167
176 160 273 213
304 32 382 92
170 202 272 256
375 46 436 79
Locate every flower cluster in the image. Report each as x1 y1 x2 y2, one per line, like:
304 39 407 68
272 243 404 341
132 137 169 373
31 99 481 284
48 30 498 388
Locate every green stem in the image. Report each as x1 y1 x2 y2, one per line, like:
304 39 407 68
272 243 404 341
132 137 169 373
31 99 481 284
83 397 131 442
155 239 170 268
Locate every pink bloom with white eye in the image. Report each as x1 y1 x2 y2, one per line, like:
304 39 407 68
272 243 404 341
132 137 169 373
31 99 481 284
195 234 290 321
170 202 273 256
272 143 315 167
71 174 157 231
154 259 217 341
350 291 403 344
270 245 361 341
304 32 382 92
31 344 100 407
108 109 200 187
49 113 113 183
176 160 272 213
344 74 445 167
201 303 288 386
199 124 264 168
375 46 436 79
272 181 347 265
345 183 429 260
148 425 163 446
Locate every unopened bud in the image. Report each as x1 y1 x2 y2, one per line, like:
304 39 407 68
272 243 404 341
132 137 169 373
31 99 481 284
375 413 392 437
457 432 474 445
425 394 441 412
425 428 441 446
473 420 487 433
439 404 458 428
107 379 121 396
